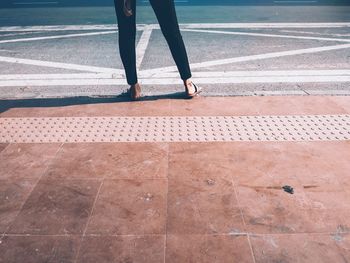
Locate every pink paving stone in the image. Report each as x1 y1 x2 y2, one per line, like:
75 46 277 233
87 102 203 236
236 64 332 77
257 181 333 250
0 98 171 117
0 96 349 262
0 96 348 118
0 235 80 263
0 143 61 180
251 233 350 262
44 142 168 179
328 96 350 113
0 179 37 233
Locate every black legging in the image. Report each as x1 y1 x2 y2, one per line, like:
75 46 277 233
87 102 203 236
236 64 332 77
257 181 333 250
113 0 192 85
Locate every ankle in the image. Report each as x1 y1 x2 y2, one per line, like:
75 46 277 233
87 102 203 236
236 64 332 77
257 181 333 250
183 79 192 86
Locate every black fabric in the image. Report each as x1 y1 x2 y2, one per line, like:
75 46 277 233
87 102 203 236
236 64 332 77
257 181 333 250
114 0 192 85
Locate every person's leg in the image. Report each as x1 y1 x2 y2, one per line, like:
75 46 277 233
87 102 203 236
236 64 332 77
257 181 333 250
149 0 192 81
113 0 138 85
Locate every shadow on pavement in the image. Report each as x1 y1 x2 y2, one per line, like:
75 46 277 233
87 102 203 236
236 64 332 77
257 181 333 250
0 91 190 113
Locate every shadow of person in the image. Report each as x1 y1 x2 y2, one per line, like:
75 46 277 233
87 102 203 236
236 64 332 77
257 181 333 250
0 91 192 114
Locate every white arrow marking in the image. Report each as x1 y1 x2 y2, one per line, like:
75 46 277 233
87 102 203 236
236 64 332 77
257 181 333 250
0 56 124 74
140 43 350 75
0 31 117 44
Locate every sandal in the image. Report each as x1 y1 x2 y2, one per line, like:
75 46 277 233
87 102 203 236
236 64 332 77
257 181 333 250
185 81 202 98
129 83 142 100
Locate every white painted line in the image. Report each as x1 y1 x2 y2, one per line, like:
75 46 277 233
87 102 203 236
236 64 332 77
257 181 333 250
274 0 318 3
136 25 153 70
0 73 120 80
0 31 41 37
0 72 349 86
254 90 307 96
181 28 350 43
1 70 349 81
305 89 350 95
13 2 58 4
0 23 350 32
0 25 144 32
144 70 350 78
140 43 350 74
280 30 350 37
0 31 117 44
180 23 350 29
0 56 124 74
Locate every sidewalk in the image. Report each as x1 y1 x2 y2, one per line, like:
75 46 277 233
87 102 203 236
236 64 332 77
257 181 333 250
0 95 349 262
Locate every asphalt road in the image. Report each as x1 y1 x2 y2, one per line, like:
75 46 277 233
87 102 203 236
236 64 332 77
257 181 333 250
0 5 349 99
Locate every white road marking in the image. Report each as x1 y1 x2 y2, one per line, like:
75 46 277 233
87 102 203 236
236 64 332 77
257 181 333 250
136 25 153 70
140 43 350 75
0 70 349 86
180 23 350 29
181 28 350 43
0 31 41 37
280 30 350 37
305 89 350 95
0 23 349 32
0 31 117 44
0 56 124 74
0 73 119 80
1 70 348 80
274 0 318 3
13 2 58 4
0 25 142 32
0 22 349 94
142 69 350 78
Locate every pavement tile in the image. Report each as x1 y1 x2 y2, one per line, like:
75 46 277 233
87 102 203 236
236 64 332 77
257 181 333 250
170 97 260 116
2 96 347 118
166 234 254 263
169 142 236 180
86 179 167 235
251 233 350 263
169 96 347 116
286 96 348 115
0 143 60 180
226 141 348 190
304 187 350 210
0 179 37 234
76 235 165 263
298 141 350 189
0 235 80 263
328 96 350 114
167 142 244 234
7 179 101 235
167 175 243 235
236 185 350 234
0 99 171 117
45 143 168 179
0 143 9 153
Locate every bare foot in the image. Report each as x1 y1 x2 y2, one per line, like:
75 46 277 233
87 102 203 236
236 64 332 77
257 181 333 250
129 83 141 100
184 79 196 95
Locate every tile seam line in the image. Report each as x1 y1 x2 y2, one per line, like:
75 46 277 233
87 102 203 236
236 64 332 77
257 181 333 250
73 179 105 263
1 142 64 237
1 23 350 32
2 231 349 237
164 142 169 263
231 177 256 263
328 97 350 115
73 151 106 262
0 142 11 156
33 177 169 180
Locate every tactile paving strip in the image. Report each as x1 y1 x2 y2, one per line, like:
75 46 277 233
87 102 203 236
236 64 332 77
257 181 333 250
0 115 350 143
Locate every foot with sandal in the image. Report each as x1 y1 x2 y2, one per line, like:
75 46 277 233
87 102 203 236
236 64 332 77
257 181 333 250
129 79 203 100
